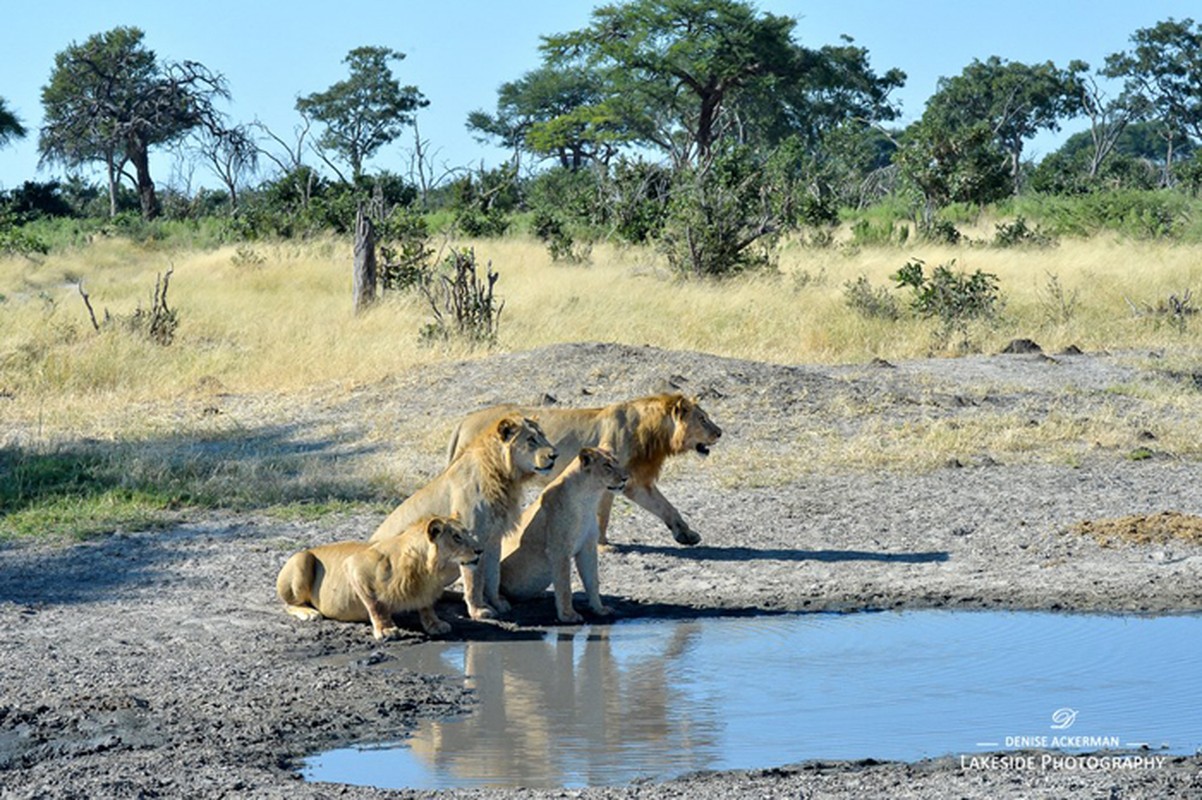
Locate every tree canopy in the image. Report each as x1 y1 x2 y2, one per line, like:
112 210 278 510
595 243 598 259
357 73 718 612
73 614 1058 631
39 26 227 218
540 0 903 167
920 56 1081 194
0 97 26 147
296 46 428 182
1105 18 1202 169
467 64 623 170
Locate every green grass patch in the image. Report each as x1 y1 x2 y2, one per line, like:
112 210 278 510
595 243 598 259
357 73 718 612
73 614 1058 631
0 449 184 541
0 442 391 541
262 499 390 523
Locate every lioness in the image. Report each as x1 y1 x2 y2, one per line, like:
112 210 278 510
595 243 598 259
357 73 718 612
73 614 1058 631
500 447 628 623
446 393 721 546
370 415 556 621
276 516 482 638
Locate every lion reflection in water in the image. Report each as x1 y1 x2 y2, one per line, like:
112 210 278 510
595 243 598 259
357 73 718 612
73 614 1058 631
404 623 716 786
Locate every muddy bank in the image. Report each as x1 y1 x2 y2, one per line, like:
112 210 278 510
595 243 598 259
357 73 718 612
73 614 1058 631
2 343 1201 798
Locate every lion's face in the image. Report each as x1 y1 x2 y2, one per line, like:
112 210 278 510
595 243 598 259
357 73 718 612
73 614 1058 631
426 516 483 566
579 447 629 492
670 397 722 457
497 416 558 475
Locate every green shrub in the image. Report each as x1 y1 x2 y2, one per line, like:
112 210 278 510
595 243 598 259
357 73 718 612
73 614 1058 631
893 258 1000 346
660 146 784 278
843 275 900 319
992 216 1057 248
376 207 433 291
849 218 908 247
1019 190 1188 239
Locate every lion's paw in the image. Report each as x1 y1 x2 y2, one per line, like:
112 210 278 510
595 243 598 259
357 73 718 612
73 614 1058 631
557 609 585 624
424 619 452 636
672 523 701 546
374 625 402 641
469 605 497 621
591 604 613 617
491 596 512 614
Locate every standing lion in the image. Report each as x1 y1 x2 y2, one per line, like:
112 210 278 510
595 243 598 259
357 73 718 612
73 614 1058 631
446 393 721 546
370 415 557 620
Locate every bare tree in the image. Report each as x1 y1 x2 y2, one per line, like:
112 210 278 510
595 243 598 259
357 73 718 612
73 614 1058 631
404 118 461 208
252 115 318 208
194 124 258 211
1074 69 1143 179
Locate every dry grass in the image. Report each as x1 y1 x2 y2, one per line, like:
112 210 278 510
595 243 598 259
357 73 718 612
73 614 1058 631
3 234 1202 434
5 233 1202 536
1072 512 1202 546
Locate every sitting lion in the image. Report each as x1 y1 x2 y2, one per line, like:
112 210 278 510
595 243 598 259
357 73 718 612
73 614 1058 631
370 414 557 621
446 393 721 546
276 516 482 638
500 447 628 623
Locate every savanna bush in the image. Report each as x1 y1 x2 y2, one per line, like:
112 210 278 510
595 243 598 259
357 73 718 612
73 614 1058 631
893 258 1000 346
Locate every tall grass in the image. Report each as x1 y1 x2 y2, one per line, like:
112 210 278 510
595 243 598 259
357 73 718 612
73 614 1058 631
5 233 1202 537
4 234 1202 427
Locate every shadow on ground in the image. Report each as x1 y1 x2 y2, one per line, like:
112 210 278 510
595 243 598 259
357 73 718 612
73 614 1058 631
614 542 950 564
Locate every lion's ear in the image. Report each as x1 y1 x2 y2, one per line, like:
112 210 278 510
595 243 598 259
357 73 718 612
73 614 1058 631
425 518 444 541
496 417 520 443
579 447 596 467
671 395 691 418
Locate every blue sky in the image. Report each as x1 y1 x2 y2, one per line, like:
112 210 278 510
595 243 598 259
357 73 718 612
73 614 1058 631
0 0 1198 191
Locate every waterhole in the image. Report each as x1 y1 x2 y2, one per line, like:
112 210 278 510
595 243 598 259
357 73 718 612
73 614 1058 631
303 611 1201 790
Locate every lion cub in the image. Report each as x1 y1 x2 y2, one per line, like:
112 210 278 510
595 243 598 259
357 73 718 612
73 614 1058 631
276 516 482 638
500 448 628 623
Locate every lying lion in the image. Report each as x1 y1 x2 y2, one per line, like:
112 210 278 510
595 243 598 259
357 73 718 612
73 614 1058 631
447 393 721 546
276 515 482 638
370 414 557 621
501 447 628 623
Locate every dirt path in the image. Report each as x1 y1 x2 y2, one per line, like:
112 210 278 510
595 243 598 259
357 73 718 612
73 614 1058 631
3 343 1201 798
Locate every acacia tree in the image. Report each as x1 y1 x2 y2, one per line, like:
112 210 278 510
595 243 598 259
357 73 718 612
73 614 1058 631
467 64 622 170
1104 18 1202 182
541 0 903 169
922 56 1080 195
542 0 802 167
39 27 227 219
0 97 25 147
296 46 427 182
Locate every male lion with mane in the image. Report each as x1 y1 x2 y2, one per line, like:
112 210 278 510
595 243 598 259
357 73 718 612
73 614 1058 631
276 515 482 638
446 393 720 546
371 415 556 620
501 447 628 622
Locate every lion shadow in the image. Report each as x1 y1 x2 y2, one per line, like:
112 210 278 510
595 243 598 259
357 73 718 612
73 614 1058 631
611 542 950 564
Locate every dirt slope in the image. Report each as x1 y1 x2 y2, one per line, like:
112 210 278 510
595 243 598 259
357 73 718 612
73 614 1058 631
2 343 1201 798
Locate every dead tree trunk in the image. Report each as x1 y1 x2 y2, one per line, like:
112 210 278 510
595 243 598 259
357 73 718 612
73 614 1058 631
353 205 377 314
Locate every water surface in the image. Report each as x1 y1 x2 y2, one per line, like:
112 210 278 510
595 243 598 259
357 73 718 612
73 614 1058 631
303 611 1201 790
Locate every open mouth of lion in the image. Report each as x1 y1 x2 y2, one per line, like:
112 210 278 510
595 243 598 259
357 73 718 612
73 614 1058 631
609 481 627 492
695 443 712 456
464 555 481 566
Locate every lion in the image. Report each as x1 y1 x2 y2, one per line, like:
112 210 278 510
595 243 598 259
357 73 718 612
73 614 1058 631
276 516 482 638
500 447 629 623
446 393 721 546
370 414 557 621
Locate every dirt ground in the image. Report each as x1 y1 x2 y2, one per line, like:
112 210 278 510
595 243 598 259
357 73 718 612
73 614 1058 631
3 342 1202 798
